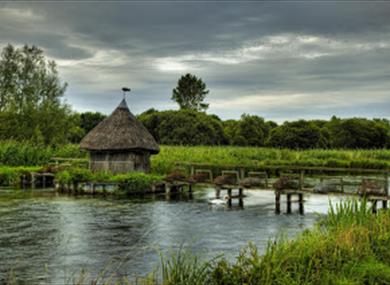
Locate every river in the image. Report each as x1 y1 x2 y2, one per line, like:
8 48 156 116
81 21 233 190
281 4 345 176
0 188 347 284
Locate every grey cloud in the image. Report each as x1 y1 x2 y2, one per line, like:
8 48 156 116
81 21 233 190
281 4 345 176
0 2 389 122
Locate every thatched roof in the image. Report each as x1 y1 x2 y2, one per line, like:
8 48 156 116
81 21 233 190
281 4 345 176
80 99 159 154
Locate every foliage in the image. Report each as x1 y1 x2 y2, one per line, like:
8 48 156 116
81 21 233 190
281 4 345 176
54 168 163 194
0 141 84 166
79 111 106 134
151 146 390 174
138 109 227 145
327 117 390 149
138 110 389 149
0 166 41 186
159 247 213 285
222 114 271 146
111 172 163 193
0 142 389 174
266 120 329 149
171 73 209 111
0 44 80 145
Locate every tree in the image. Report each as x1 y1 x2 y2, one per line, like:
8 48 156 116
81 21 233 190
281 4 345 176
138 109 227 145
0 44 75 145
80 112 106 134
223 115 276 146
266 120 328 149
171 73 209 111
326 118 390 149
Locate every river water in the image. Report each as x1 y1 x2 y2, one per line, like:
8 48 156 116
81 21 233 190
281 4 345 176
0 188 347 284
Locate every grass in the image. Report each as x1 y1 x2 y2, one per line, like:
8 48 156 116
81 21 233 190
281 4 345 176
151 146 390 174
55 168 163 194
0 142 388 174
0 166 42 187
0 141 84 166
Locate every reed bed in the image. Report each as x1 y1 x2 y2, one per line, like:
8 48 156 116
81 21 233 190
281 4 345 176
152 146 390 174
0 142 389 175
0 141 84 166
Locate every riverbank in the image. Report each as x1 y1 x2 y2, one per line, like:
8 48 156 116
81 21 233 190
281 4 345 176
130 200 390 285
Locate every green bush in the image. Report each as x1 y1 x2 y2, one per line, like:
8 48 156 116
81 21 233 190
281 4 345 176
54 169 163 194
111 172 163 193
0 141 85 166
0 166 41 187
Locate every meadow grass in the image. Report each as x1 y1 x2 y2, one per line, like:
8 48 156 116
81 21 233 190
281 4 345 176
151 146 390 174
0 141 84 166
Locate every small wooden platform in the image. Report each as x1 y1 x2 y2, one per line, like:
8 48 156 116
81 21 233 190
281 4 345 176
215 186 245 207
275 190 305 215
22 172 55 189
364 195 389 213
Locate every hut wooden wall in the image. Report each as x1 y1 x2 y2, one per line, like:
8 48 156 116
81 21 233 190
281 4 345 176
89 151 151 173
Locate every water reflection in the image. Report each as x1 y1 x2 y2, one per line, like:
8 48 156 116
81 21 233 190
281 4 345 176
0 188 348 283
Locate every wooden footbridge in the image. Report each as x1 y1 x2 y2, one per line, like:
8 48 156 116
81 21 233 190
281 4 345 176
160 163 390 214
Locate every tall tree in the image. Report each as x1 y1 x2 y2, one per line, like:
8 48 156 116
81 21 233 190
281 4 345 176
80 112 106 134
171 73 209 111
0 44 75 145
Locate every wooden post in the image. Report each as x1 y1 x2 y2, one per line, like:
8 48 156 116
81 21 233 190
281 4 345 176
299 170 304 191
188 183 193 193
21 174 25 189
227 188 232 207
382 200 388 209
275 191 281 214
215 188 221 199
340 178 344 193
385 172 389 196
287 193 292 214
240 168 245 180
31 173 36 189
298 193 304 215
372 200 377 214
238 188 243 197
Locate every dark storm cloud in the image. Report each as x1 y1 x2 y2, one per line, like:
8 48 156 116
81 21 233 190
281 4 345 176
0 1 390 121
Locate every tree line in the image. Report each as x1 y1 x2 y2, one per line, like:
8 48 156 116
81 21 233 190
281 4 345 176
137 110 390 149
0 44 389 149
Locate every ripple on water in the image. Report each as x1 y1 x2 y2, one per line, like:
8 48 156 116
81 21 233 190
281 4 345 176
0 189 347 284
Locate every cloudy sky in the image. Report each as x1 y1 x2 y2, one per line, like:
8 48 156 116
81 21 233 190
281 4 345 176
1 1 390 122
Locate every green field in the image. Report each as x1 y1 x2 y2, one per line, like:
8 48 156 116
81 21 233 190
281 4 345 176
0 142 389 174
152 146 390 174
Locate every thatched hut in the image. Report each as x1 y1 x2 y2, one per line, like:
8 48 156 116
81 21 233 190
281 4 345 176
80 99 159 173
